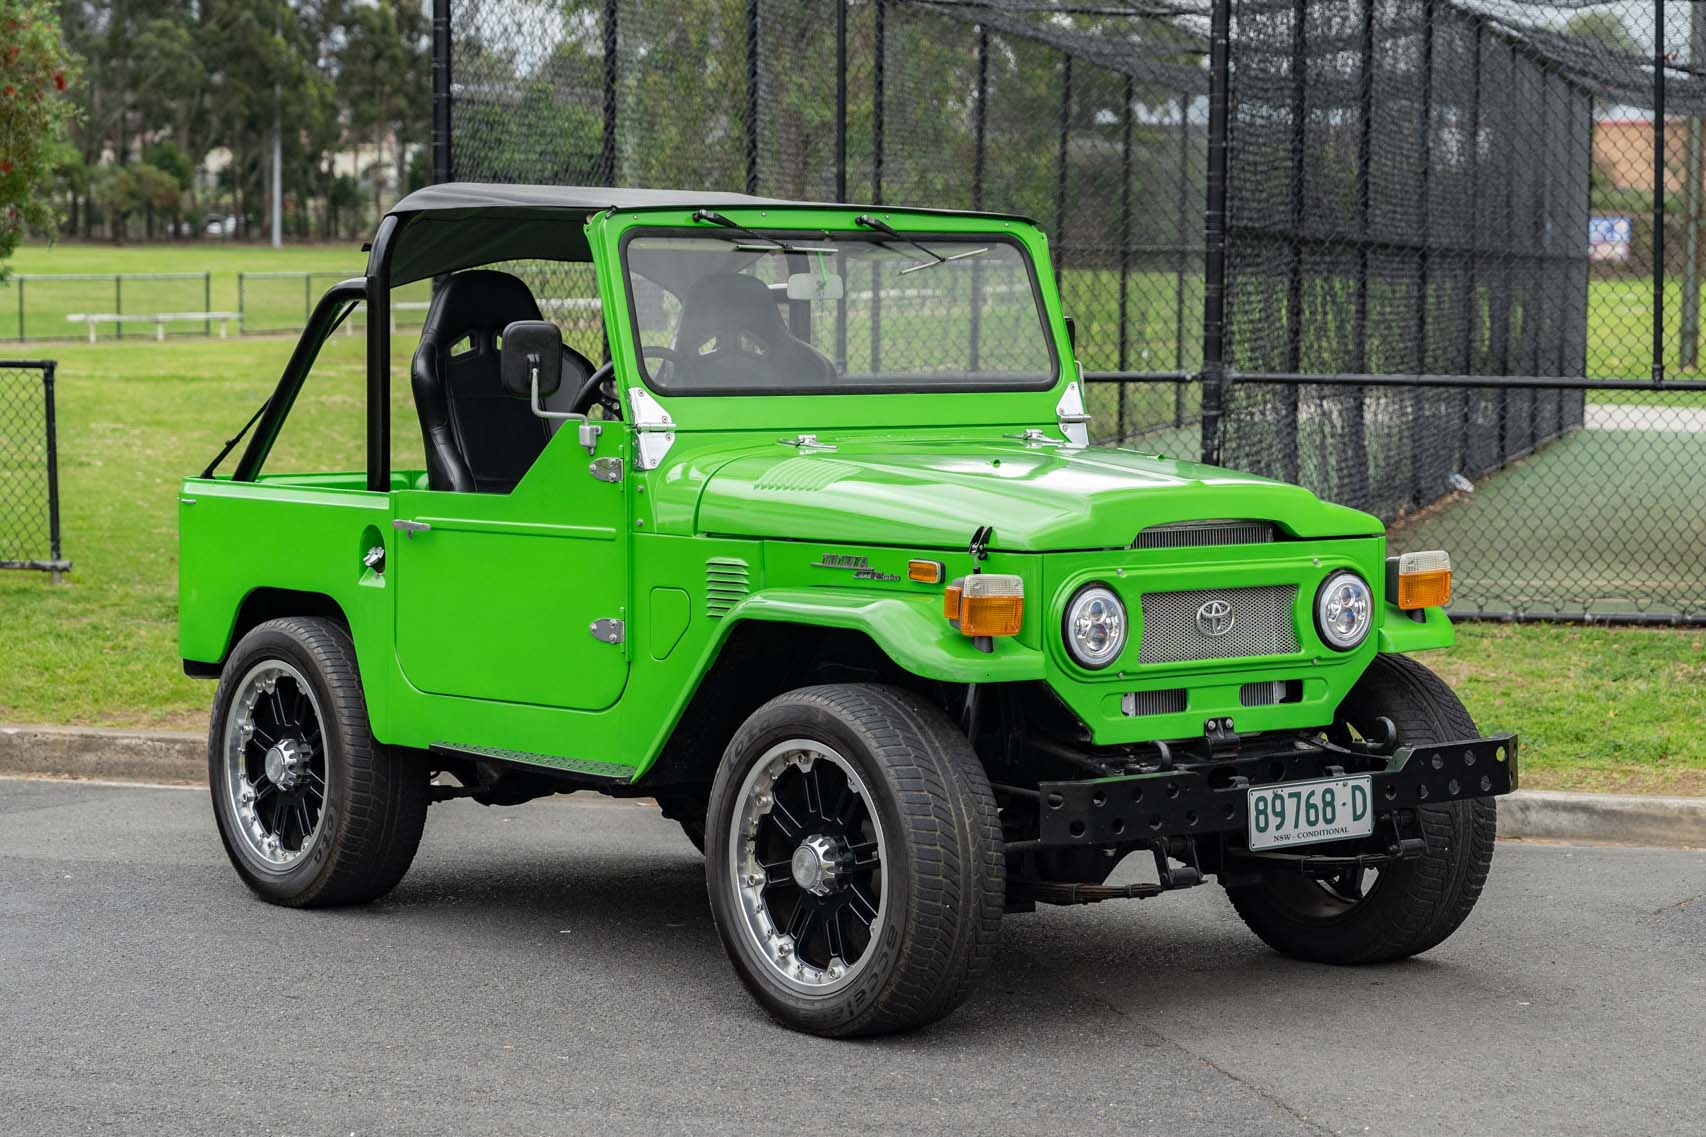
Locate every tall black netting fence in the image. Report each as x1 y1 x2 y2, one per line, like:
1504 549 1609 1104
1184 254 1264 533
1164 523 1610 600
0 361 67 581
440 0 1706 621
445 0 1212 391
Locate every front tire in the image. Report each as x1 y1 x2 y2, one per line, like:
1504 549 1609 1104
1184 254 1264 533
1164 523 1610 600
705 684 1004 1037
208 616 429 907
1226 653 1497 964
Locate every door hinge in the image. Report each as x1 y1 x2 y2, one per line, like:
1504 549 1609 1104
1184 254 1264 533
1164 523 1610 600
589 618 625 645
588 456 624 483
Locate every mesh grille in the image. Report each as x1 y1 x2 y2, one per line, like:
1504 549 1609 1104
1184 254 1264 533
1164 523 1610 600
1133 520 1276 550
705 558 751 618
1139 585 1299 663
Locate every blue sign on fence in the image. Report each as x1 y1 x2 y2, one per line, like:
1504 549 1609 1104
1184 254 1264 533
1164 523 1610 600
1589 216 1632 262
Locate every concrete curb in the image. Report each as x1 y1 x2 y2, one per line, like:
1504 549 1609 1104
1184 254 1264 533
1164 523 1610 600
0 724 203 785
2 724 1703 849
1498 789 1706 849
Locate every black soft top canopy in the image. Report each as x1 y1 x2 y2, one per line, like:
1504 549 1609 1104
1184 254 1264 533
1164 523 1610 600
375 182 1033 286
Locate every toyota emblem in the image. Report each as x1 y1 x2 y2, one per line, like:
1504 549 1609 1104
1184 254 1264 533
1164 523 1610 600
1196 598 1235 637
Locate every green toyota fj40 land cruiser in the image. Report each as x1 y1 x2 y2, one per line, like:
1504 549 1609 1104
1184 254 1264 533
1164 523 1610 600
179 184 1516 1037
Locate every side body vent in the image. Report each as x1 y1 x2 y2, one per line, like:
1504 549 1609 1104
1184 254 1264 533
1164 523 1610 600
705 558 751 618
1134 520 1277 550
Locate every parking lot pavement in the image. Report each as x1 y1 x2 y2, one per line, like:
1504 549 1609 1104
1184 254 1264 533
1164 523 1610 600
1 777 1701 1137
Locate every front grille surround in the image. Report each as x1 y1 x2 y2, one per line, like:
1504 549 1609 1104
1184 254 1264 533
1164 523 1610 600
1138 584 1300 663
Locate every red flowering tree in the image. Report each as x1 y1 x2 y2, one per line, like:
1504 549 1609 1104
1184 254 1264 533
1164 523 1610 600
0 0 77 270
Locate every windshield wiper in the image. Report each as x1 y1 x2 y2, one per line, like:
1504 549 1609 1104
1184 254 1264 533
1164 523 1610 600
691 210 834 254
854 214 988 275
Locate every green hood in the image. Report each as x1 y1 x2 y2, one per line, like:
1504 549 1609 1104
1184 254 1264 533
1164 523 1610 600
695 438 1381 551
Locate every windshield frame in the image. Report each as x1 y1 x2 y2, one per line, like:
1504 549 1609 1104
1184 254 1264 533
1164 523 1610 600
616 226 1061 398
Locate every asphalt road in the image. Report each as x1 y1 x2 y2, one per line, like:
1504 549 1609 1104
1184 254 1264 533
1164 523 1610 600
2 776 1702 1137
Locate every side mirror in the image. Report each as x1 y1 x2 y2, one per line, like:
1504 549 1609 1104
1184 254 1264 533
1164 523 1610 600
499 320 565 400
500 319 603 456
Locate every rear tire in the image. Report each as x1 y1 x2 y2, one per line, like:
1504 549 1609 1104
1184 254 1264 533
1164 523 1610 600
1226 653 1497 964
208 617 429 908
705 684 1004 1037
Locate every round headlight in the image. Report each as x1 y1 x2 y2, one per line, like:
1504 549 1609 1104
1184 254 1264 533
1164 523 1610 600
1064 584 1128 669
1316 571 1373 651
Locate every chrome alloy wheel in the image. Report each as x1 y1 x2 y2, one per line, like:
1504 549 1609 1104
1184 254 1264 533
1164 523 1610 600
222 660 329 871
728 740 888 995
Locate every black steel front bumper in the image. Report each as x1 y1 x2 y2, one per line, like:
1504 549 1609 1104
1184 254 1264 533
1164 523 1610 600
1036 733 1518 848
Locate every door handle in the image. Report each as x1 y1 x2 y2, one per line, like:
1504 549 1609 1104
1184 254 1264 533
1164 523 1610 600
393 519 432 539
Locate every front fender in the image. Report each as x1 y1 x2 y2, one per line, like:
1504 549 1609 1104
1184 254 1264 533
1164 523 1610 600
1376 602 1455 653
724 589 1046 683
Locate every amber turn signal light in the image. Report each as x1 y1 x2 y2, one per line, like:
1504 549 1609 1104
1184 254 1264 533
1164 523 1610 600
944 574 1025 637
909 559 944 584
1389 550 1452 610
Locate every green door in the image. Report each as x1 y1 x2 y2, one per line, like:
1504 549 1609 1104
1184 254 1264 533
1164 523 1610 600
390 430 630 711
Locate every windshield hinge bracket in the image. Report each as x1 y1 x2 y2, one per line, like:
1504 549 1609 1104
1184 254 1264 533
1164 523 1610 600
626 387 676 471
1055 378 1091 447
589 618 625 645
589 457 624 484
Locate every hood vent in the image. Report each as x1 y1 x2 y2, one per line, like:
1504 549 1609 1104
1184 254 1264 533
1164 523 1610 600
1134 519 1276 550
705 558 751 618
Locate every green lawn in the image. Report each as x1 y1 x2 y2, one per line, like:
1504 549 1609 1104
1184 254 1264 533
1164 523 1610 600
1 246 1701 795
1 241 429 340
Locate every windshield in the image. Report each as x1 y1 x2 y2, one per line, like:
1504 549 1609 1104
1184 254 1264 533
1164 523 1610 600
620 230 1057 395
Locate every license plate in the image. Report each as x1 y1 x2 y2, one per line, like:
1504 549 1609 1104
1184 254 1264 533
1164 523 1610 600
1246 775 1374 851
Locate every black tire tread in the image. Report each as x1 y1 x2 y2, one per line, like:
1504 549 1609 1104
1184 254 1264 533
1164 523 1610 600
210 617 428 908
1226 653 1496 964
708 683 1004 1037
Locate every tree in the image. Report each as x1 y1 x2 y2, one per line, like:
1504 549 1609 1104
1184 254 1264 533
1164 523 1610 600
1 0 78 269
1563 11 1641 60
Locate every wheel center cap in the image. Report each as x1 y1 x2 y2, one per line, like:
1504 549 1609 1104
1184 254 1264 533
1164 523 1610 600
264 738 305 790
790 835 844 896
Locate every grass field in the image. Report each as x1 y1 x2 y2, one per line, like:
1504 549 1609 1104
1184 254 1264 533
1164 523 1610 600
2 244 1702 794
0 242 430 340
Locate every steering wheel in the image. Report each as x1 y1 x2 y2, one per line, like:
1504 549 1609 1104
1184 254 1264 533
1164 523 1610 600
641 344 683 385
568 361 622 420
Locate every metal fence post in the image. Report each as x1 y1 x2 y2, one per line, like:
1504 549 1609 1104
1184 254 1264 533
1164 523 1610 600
869 0 886 372
1117 75 1134 437
1054 52 1072 279
204 272 212 337
835 0 848 202
972 27 989 210
115 276 123 341
1173 91 1190 427
433 0 453 184
1199 0 1231 468
1686 3 1706 369
16 277 23 342
1280 0 1306 484
745 0 760 194
872 0 885 205
1654 0 1667 383
1348 0 1374 508
1460 20 1482 475
602 0 618 186
42 362 63 584
1411 0 1436 510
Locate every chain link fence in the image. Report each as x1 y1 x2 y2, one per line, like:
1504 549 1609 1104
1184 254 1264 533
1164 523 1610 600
437 0 1705 623
0 361 68 582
